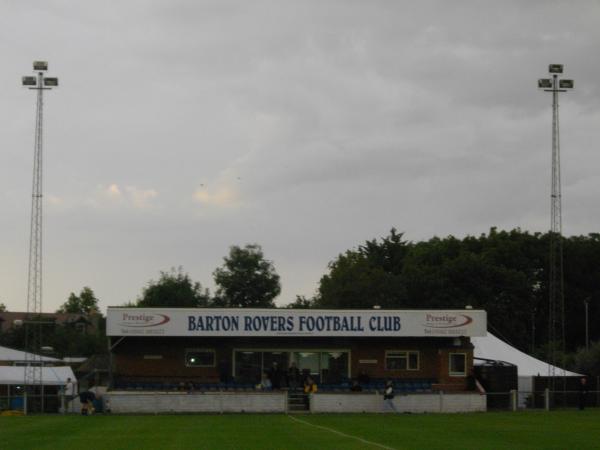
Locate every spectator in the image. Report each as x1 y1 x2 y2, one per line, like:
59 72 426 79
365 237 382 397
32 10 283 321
358 370 370 387
303 376 318 394
64 377 75 397
268 362 282 390
260 372 272 391
288 362 300 391
383 380 397 413
218 359 231 383
78 387 96 416
63 377 77 413
350 380 362 392
578 377 588 410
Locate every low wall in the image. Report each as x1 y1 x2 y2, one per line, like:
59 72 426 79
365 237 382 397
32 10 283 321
101 392 287 414
68 391 484 414
311 392 486 413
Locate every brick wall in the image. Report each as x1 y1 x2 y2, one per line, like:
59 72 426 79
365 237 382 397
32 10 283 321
111 336 475 389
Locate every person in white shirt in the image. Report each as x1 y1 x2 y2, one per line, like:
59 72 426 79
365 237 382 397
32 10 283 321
64 377 76 399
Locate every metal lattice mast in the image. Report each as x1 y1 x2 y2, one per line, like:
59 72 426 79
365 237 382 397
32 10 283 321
27 70 44 315
538 65 573 389
21 62 59 404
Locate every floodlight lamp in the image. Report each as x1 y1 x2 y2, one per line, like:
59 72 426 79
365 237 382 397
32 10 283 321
559 79 574 89
549 64 563 74
22 76 37 86
44 78 59 87
33 61 48 71
538 79 552 89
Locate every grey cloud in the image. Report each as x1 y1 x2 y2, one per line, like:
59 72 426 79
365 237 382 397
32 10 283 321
1 0 599 311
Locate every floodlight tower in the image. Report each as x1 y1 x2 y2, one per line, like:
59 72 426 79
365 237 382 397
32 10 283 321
21 61 58 411
537 64 573 387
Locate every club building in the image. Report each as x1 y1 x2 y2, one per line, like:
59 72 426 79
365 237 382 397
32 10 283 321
105 308 487 413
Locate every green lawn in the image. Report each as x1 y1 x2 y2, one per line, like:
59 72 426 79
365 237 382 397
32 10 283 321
0 410 598 450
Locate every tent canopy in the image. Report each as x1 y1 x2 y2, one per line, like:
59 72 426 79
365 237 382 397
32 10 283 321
0 345 62 363
472 333 581 377
0 366 76 386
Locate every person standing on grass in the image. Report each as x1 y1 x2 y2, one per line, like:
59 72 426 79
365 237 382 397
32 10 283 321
64 377 76 413
64 377 76 398
383 380 397 412
79 385 97 415
578 377 588 410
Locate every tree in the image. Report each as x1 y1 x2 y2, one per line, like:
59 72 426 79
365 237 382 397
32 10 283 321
0 302 6 312
136 267 211 308
57 287 100 314
314 227 600 355
286 295 314 309
572 341 600 376
213 244 281 308
316 229 410 309
0 315 107 358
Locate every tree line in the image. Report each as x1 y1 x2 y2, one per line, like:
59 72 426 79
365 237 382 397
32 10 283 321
132 244 281 309
128 230 599 359
309 228 599 355
0 244 280 357
1 230 599 374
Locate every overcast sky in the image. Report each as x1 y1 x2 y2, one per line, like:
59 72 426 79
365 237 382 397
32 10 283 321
1 1 599 313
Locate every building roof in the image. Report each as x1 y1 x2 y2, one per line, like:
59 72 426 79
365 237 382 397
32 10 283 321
0 311 100 336
0 366 75 385
472 333 581 377
0 345 63 363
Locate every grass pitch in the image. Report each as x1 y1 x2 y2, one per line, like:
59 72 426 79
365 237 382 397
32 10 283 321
1 410 598 450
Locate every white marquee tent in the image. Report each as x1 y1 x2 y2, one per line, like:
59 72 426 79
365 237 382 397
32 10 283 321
472 333 581 377
0 366 75 386
473 333 581 405
0 345 75 386
0 345 62 364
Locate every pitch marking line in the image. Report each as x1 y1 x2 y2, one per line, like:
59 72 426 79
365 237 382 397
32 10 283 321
287 415 397 450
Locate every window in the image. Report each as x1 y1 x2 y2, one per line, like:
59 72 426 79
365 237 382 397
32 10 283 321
185 349 215 367
449 353 467 376
385 351 419 371
233 349 351 384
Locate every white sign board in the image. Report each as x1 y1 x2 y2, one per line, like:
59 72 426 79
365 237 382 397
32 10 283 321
107 308 486 338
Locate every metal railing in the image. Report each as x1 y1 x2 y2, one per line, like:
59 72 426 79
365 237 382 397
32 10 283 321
484 389 600 411
0 393 86 415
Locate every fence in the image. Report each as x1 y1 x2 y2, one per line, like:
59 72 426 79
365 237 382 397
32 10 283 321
484 389 600 411
0 392 83 414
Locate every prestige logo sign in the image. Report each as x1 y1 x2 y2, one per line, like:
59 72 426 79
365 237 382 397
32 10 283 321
118 312 170 328
423 313 473 329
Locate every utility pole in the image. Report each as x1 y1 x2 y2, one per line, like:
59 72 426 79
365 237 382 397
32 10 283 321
21 61 59 413
538 64 573 392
